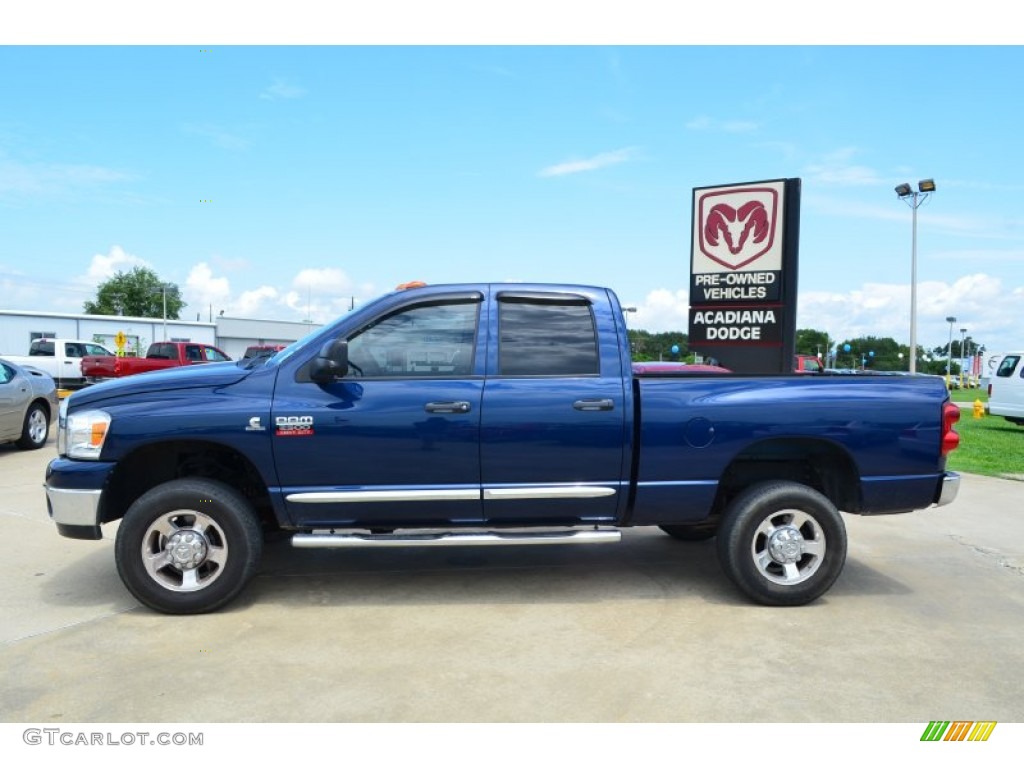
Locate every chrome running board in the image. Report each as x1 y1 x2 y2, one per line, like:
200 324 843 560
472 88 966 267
292 528 621 549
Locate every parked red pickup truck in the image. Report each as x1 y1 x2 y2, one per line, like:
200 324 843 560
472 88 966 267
82 341 231 382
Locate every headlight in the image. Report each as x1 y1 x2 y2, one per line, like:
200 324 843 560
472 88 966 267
60 408 111 460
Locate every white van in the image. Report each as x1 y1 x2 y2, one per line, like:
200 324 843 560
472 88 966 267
988 352 1024 425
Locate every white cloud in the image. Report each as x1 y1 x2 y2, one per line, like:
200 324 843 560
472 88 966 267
183 262 282 319
84 245 151 283
803 147 881 186
259 77 306 101
181 123 251 151
185 262 232 307
538 147 638 178
235 286 279 317
292 267 353 293
799 273 1018 352
623 272 1020 354
279 268 360 322
0 155 132 199
624 287 691 333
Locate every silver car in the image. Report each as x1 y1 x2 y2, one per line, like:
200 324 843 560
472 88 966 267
0 358 59 450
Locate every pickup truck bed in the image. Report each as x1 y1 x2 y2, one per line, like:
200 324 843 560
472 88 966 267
46 282 959 614
82 341 231 382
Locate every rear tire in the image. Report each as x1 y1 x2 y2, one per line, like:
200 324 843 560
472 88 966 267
115 479 263 614
716 481 847 606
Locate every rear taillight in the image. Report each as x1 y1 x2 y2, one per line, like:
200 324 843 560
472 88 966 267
941 402 961 456
987 383 992 397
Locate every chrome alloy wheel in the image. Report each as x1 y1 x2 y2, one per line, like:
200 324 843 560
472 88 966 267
751 509 826 586
141 510 229 592
27 407 48 444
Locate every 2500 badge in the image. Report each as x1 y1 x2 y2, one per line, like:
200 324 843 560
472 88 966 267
275 415 314 437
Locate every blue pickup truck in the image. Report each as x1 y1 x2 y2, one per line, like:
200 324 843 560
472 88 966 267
46 283 961 614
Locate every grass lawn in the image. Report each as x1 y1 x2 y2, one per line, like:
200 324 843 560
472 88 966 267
946 407 1024 479
948 387 987 404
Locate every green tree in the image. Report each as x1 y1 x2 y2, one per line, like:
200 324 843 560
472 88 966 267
84 266 185 319
628 329 688 361
795 328 831 358
835 336 909 371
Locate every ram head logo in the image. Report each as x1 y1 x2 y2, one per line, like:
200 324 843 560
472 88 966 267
698 188 779 270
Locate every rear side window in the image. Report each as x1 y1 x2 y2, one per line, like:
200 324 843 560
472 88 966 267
29 341 54 356
150 344 175 359
996 356 1020 378
498 297 599 376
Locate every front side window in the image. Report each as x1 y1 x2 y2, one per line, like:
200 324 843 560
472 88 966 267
205 347 229 362
498 298 599 376
346 300 479 377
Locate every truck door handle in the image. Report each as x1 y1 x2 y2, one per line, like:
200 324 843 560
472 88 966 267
425 401 472 414
573 398 615 411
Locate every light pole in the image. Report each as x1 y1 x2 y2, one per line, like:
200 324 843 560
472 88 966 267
895 179 936 374
945 315 956 388
960 328 968 387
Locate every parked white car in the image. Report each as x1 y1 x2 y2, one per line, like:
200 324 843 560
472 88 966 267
1 338 114 389
0 358 59 450
987 352 1024 425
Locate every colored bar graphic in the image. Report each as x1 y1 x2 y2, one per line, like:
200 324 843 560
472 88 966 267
920 721 996 742
968 722 997 741
944 721 972 741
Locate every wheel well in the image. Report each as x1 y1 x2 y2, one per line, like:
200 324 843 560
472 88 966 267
98 440 278 531
713 438 861 518
31 398 53 420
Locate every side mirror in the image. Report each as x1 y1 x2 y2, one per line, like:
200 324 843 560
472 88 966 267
310 339 349 383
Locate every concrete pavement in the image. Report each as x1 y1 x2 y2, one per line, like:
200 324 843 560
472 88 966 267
2 430 1022 722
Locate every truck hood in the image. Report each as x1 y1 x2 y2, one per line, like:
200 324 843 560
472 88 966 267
67 362 251 408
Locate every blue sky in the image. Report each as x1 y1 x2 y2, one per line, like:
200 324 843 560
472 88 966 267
2 24 1022 357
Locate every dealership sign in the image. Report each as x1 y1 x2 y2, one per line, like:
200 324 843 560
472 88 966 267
689 179 800 373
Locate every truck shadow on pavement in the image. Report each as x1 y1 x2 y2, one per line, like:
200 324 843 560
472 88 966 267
36 529 912 614
239 529 913 611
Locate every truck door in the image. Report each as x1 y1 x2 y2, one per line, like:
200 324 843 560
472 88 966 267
273 292 485 527
480 291 628 525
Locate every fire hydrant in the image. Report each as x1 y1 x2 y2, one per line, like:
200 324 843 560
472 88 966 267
973 399 985 419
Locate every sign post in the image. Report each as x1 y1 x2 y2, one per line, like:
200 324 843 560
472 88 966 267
688 178 801 373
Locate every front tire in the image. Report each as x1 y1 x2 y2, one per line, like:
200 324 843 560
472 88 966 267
115 479 263 614
16 402 49 449
716 481 847 606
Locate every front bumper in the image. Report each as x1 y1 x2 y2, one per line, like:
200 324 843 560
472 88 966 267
45 458 116 540
935 471 960 507
46 487 103 539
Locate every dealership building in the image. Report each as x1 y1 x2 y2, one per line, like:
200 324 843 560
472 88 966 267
0 309 322 360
